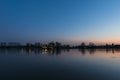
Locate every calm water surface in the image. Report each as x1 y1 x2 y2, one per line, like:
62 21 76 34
0 49 120 80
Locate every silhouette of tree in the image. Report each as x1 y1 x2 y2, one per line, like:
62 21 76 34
81 42 86 49
48 41 55 48
112 43 114 48
89 42 95 48
35 42 41 48
0 42 6 47
55 42 61 49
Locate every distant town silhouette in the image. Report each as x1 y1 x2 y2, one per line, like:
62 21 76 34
0 42 120 49
0 41 120 54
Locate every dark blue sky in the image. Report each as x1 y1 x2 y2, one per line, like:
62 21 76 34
0 0 120 44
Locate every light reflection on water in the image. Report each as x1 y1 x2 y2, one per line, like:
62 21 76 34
0 49 120 80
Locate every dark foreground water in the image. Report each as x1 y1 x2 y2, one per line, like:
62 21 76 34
0 49 120 80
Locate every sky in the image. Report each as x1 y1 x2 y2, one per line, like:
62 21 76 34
0 0 120 44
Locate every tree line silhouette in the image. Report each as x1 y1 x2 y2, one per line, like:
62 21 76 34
0 42 120 49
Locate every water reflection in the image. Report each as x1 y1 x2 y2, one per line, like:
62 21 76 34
0 48 62 55
1 48 120 80
0 48 120 56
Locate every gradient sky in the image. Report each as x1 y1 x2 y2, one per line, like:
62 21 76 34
0 0 120 44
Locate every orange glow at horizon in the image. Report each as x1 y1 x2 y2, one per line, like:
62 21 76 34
63 39 120 45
